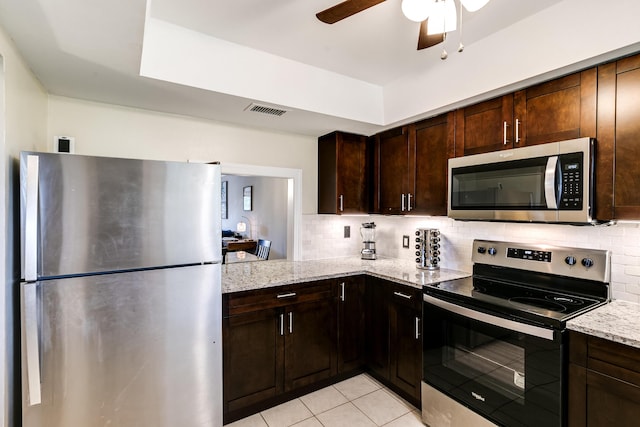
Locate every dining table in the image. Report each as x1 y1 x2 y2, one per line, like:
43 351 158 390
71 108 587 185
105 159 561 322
225 250 265 264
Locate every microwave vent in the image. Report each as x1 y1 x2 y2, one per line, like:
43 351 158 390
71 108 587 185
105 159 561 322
245 103 287 117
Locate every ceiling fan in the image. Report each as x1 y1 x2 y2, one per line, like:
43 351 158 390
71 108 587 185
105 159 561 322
316 0 490 51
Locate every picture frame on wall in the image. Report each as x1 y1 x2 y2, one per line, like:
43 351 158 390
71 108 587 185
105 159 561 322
221 181 228 219
243 186 252 211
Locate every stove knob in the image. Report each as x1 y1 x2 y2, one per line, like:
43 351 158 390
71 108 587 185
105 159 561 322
477 247 486 254
581 258 595 268
488 247 497 256
565 256 577 266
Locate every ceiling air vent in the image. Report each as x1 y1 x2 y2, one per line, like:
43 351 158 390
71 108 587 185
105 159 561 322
245 103 288 117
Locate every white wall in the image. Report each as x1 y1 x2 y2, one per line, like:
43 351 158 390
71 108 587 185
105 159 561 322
222 175 288 260
0 23 48 427
301 214 640 304
47 96 318 214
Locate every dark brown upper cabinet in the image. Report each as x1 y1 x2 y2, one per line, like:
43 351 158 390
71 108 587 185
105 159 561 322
318 131 369 214
455 68 597 156
372 112 454 215
594 52 640 220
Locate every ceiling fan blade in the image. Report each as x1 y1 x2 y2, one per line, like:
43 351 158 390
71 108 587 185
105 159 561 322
316 0 387 24
417 19 445 50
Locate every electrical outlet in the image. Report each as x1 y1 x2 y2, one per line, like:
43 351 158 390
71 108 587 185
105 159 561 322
344 226 350 238
402 235 410 248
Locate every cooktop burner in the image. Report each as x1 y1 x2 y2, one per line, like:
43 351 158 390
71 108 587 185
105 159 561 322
423 240 611 329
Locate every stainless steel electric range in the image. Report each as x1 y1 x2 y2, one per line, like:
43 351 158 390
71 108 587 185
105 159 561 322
422 239 610 427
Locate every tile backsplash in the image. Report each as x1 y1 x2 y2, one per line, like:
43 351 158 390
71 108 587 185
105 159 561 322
301 214 640 303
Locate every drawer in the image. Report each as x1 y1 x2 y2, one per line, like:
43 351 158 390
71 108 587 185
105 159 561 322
225 280 334 316
389 283 421 310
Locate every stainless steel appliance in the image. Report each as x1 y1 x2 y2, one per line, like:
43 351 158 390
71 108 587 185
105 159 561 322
415 229 440 270
20 152 223 427
448 137 595 223
422 239 610 427
360 222 376 260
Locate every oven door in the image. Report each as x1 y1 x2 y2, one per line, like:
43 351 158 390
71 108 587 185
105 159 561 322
423 293 566 427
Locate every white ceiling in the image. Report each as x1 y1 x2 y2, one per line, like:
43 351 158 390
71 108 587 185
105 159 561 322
0 0 638 137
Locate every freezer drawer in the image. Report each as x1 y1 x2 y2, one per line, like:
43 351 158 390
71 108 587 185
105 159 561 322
21 264 222 427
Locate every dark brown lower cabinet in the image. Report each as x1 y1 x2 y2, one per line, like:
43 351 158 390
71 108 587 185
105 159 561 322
223 276 422 422
366 277 422 406
569 331 640 427
337 276 366 373
223 280 337 423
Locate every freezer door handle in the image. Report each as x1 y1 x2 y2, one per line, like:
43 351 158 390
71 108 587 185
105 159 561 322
23 282 42 405
25 155 40 282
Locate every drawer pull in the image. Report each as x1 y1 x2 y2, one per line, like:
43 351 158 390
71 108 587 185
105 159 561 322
415 316 420 340
394 291 412 300
277 292 297 299
340 282 345 302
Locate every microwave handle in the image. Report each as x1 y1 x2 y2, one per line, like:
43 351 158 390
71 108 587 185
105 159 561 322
545 156 559 209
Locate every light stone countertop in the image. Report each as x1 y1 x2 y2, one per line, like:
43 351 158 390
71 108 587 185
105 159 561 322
222 256 470 294
567 300 640 349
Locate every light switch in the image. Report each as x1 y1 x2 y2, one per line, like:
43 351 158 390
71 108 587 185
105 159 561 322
403 235 410 248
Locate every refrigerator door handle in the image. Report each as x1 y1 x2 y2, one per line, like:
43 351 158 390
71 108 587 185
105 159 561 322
23 282 42 405
25 154 40 282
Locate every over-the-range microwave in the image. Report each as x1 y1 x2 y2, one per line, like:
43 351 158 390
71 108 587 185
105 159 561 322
448 137 595 224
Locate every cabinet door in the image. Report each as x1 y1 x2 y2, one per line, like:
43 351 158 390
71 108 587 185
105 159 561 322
513 68 597 147
374 127 410 214
593 53 640 220
455 95 514 156
318 132 369 214
388 286 422 403
365 278 390 379
223 308 283 414
410 112 455 215
284 296 337 391
337 276 366 373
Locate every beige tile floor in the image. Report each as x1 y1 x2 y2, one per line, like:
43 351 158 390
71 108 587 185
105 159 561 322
226 374 423 427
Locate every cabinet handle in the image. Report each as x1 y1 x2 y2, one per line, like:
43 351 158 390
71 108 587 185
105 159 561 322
277 292 296 299
339 194 344 212
503 121 509 145
393 291 412 300
340 282 345 302
515 119 521 144
401 194 406 212
407 193 413 211
280 313 284 336
415 316 420 340
289 312 293 334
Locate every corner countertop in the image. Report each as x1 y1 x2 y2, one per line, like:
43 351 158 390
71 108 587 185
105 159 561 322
567 300 640 349
222 257 470 294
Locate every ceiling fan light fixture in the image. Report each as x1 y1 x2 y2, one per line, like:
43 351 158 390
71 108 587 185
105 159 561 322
401 0 432 23
460 0 490 12
427 0 457 35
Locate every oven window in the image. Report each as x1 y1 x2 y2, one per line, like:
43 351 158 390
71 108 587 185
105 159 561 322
444 323 525 403
451 158 548 209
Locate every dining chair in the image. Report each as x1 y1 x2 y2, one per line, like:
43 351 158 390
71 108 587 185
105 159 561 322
255 239 271 260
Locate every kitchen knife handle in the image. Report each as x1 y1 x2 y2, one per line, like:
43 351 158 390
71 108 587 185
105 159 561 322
23 282 42 405
25 155 40 282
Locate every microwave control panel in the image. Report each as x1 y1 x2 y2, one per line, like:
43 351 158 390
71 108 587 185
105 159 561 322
559 152 583 210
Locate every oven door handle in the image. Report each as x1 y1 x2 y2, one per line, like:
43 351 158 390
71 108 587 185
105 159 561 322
423 294 555 341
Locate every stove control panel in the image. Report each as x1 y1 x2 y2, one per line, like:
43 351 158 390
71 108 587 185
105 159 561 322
507 247 552 262
472 239 611 283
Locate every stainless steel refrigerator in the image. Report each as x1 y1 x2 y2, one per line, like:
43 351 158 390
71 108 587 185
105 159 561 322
19 152 222 427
